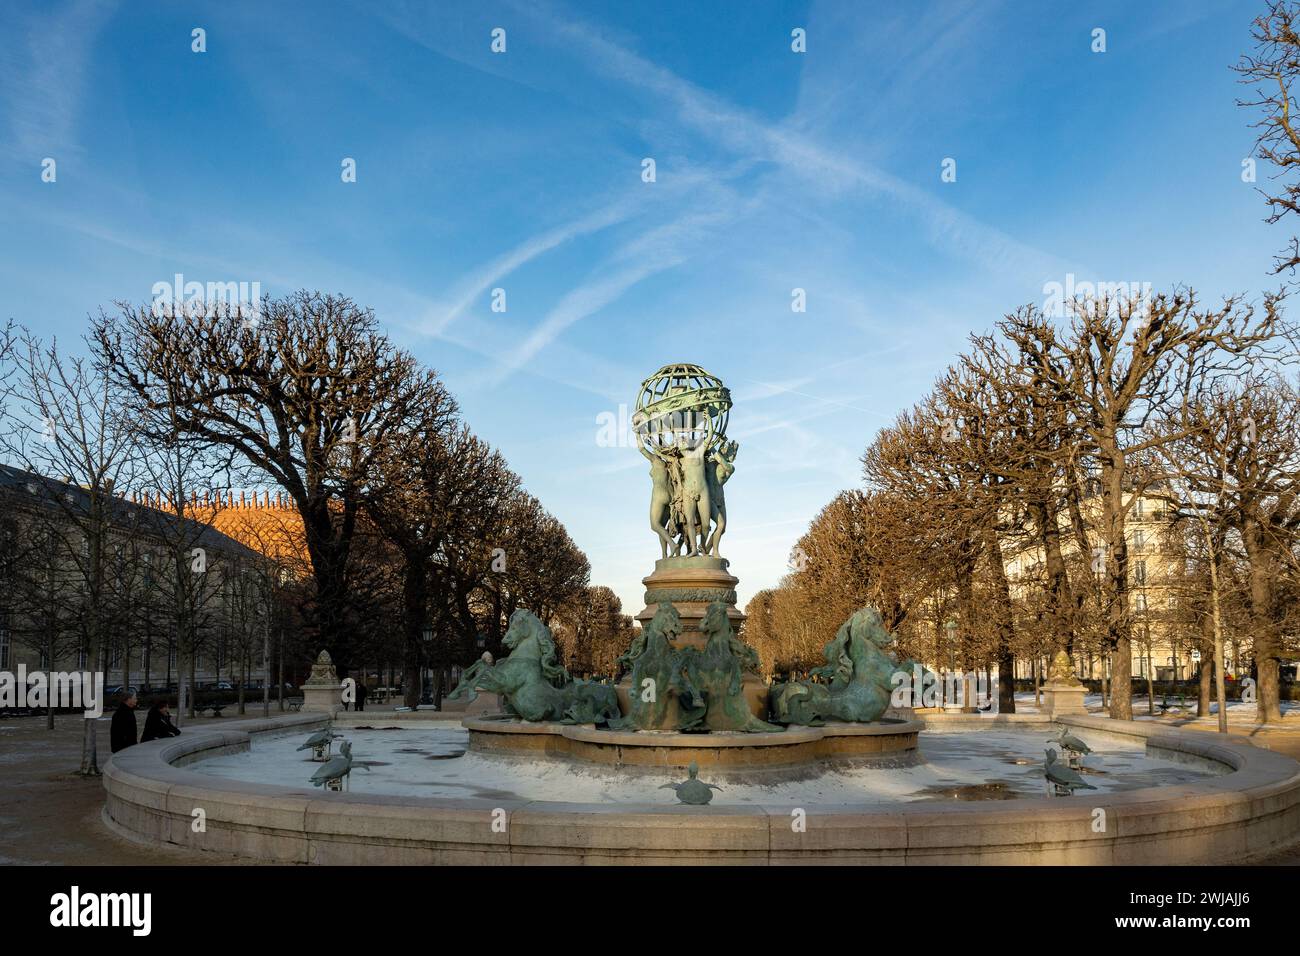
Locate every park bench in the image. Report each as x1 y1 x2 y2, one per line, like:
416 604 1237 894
206 703 225 718
286 697 304 711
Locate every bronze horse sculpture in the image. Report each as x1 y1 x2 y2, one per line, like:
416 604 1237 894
447 609 620 724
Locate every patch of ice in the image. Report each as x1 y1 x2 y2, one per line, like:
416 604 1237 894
189 725 1221 806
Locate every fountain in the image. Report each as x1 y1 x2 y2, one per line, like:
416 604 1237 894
100 364 1300 865
450 363 921 770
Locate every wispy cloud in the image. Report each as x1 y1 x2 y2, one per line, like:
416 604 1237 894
485 188 751 385
510 0 1062 277
0 0 115 163
423 195 640 337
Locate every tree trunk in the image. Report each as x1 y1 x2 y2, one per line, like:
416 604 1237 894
982 524 1017 713
1102 458 1133 720
1243 518 1282 724
1208 542 1229 733
262 625 270 718
1032 497 1077 654
303 501 354 664
277 627 285 712
401 561 427 711
45 629 55 731
142 628 152 693
1197 611 1212 719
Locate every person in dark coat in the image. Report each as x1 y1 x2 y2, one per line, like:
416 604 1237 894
356 682 368 712
140 701 182 742
110 693 139 754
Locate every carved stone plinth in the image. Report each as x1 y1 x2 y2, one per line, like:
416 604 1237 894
1043 649 1087 717
1043 684 1088 717
623 555 767 719
302 650 343 715
302 684 344 714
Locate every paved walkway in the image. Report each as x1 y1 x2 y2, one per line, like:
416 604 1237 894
0 711 274 865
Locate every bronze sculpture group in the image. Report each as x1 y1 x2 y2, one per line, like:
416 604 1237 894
446 608 620 724
448 364 910 735
449 600 906 733
634 364 738 559
642 438 738 559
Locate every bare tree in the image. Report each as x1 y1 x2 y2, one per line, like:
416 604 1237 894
361 391 468 711
1026 291 1283 719
4 331 140 773
1237 0 1300 275
93 293 445 666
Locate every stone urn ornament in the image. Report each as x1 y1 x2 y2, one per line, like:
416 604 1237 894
1042 649 1087 718
301 649 345 714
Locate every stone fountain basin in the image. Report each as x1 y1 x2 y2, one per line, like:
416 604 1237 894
101 712 1300 865
463 716 920 769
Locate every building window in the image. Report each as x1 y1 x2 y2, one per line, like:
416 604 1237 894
1134 498 1144 518
1135 592 1148 613
1134 560 1147 586
1133 529 1146 553
0 611 10 671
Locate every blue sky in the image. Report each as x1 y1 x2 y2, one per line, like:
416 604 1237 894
0 0 1286 615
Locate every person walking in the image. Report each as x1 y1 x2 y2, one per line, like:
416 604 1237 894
110 692 139 754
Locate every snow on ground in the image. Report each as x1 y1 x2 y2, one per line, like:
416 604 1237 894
191 725 1221 807
1011 691 1298 723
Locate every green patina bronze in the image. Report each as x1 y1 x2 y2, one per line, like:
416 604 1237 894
769 606 908 726
660 761 722 805
609 602 693 731
634 364 738 559
678 602 780 733
643 587 738 605
447 609 620 724
609 600 772 733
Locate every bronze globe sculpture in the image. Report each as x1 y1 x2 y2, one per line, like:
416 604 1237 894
632 363 738 559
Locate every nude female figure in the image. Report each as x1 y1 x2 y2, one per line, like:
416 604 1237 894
641 445 677 558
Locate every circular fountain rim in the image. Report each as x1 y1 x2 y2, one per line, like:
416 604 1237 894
102 712 1300 865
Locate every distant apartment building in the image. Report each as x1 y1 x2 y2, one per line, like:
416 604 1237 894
0 464 272 691
1002 490 1229 683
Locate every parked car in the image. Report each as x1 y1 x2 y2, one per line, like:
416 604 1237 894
104 685 138 698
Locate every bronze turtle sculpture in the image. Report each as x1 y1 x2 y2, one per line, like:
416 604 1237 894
660 761 722 805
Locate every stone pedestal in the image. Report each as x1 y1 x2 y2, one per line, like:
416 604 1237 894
302 683 344 715
620 555 767 719
1043 649 1087 717
634 555 744 641
301 650 344 715
1043 683 1087 717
